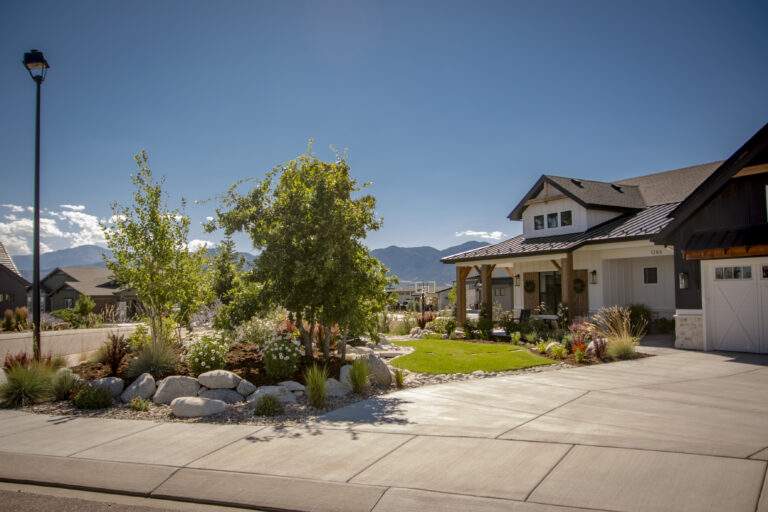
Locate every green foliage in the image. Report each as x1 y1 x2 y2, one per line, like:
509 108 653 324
125 341 178 380
304 364 327 408
628 304 652 333
535 341 549 354
556 302 570 329
127 323 151 351
263 335 303 381
394 368 405 389
52 299 101 328
606 337 638 360
211 236 246 305
463 319 479 339
590 306 646 342
0 364 53 407
573 348 587 364
129 397 151 412
213 279 265 331
208 149 392 357
391 314 417 336
510 331 522 344
230 312 283 346
549 344 566 359
186 335 229 376
2 309 14 331
253 394 284 416
52 369 81 401
95 333 129 376
348 358 369 394
477 317 494 340
424 316 453 335
104 150 210 347
74 295 96 318
525 331 540 343
72 385 113 410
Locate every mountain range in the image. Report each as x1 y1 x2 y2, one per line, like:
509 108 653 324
12 241 490 285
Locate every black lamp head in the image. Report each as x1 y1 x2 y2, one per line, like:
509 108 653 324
23 49 49 80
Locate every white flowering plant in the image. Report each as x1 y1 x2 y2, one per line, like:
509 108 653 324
186 335 229 376
263 333 303 381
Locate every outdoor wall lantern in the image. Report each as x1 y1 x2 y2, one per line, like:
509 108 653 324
678 272 689 290
590 269 598 284
514 274 521 286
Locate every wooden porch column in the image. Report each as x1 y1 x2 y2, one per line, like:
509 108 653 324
481 264 495 321
561 252 574 313
456 266 471 327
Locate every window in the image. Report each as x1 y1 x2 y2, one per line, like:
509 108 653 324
64 298 74 308
547 212 558 228
643 267 658 284
763 265 768 279
715 266 752 280
560 210 572 226
534 215 544 230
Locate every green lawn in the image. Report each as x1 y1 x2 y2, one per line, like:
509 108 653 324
391 339 555 374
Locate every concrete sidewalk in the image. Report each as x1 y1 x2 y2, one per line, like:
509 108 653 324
0 347 767 512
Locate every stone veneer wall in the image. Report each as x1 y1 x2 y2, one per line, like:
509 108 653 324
674 311 704 351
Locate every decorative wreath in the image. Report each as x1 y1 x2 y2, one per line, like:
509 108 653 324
523 280 536 293
573 278 586 294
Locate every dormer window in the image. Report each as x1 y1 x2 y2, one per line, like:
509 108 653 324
534 215 544 230
560 210 572 226
547 213 558 228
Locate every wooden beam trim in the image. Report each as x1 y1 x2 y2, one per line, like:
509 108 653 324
734 163 768 178
550 260 561 271
684 245 768 260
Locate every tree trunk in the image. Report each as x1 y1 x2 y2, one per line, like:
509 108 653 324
321 325 331 359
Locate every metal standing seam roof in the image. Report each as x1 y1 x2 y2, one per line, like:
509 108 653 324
441 203 678 263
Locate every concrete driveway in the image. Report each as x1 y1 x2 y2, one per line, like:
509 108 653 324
0 346 767 512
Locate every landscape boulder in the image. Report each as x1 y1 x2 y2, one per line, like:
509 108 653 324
91 377 124 398
278 380 305 393
339 364 353 387
120 373 156 403
325 378 352 398
197 370 241 389
364 354 392 388
171 397 227 418
247 385 297 405
545 342 561 354
153 376 200 405
199 388 243 404
236 379 257 396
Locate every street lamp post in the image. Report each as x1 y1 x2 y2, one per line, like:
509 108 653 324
23 49 49 361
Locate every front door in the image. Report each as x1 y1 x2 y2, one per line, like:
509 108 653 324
539 271 561 314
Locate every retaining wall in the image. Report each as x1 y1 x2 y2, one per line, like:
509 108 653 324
0 324 138 363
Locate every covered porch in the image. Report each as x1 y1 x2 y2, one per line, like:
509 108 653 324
453 241 675 327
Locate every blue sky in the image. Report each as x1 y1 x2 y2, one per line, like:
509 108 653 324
1 0 767 255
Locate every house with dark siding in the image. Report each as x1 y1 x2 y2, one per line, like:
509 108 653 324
41 266 138 317
655 122 768 353
0 241 29 313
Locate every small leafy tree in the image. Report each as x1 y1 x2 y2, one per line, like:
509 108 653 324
208 146 392 358
104 150 210 347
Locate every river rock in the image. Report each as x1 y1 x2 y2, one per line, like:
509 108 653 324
278 380 305 393
197 370 241 389
199 388 243 404
120 373 156 403
153 376 200 404
364 354 392 387
91 377 124 398
171 397 227 418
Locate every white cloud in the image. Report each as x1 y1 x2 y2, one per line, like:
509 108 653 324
58 210 106 246
205 216 214 222
0 205 109 254
60 204 86 211
454 230 506 240
188 239 215 252
1 204 25 213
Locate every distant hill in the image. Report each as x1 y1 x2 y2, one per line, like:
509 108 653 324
14 244 256 280
12 241 489 286
371 241 490 286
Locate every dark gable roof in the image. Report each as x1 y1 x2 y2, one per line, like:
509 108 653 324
44 266 122 297
443 203 678 263
0 241 21 277
655 122 768 242
507 162 721 221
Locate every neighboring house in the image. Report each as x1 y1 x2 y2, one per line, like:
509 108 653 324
464 271 514 312
436 285 453 310
387 282 438 310
654 123 768 353
0 241 29 312
40 266 138 317
442 160 722 327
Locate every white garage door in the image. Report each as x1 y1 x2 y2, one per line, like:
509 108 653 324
703 257 768 353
